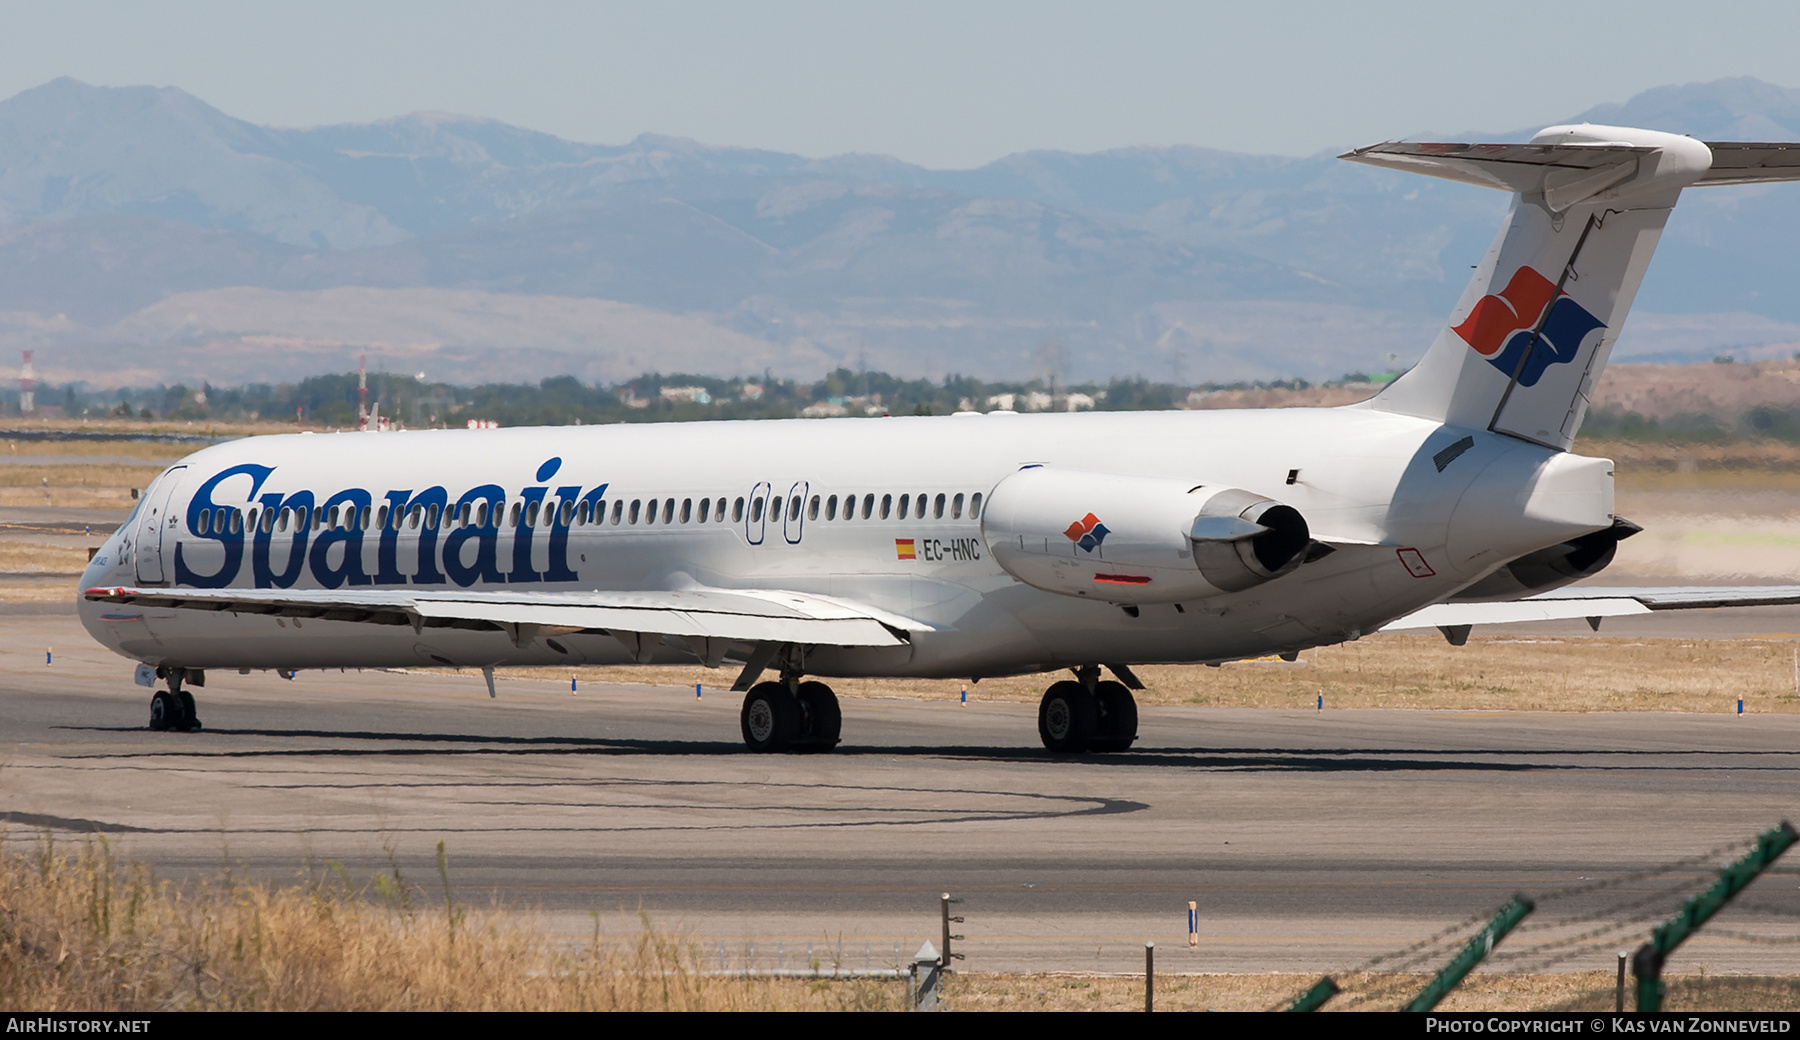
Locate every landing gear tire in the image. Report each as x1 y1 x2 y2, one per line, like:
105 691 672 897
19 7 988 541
149 691 178 731
741 681 801 752
1090 680 1138 752
176 690 201 733
793 680 842 751
1038 680 1098 753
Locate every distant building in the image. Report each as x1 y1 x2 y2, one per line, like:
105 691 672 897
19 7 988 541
660 385 713 405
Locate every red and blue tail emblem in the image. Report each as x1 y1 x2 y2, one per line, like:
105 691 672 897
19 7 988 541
1063 513 1109 552
1452 267 1606 387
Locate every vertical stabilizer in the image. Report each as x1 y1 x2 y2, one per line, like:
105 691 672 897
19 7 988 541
1344 126 1714 449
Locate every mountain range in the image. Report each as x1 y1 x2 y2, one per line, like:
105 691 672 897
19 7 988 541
4 76 1800 388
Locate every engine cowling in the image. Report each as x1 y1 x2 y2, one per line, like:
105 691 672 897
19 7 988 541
980 466 1311 605
1449 516 1642 601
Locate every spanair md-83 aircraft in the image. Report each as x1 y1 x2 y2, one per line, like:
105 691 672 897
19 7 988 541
77 123 1800 753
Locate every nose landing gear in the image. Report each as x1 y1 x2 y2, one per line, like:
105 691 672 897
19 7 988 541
147 668 202 733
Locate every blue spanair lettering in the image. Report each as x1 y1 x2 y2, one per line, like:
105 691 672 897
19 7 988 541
544 482 601 582
308 488 374 589
443 484 506 587
253 489 314 588
375 489 413 584
510 486 549 583
407 486 449 585
174 464 273 588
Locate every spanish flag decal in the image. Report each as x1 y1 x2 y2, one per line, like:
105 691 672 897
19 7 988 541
895 539 916 560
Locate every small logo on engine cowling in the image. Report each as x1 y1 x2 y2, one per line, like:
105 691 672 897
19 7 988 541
1063 513 1110 553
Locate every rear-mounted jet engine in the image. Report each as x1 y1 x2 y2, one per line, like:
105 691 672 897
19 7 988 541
980 467 1311 605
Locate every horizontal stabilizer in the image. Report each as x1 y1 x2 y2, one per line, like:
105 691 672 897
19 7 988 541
1344 139 1800 199
84 585 917 648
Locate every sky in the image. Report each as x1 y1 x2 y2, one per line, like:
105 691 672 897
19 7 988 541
2 0 1799 168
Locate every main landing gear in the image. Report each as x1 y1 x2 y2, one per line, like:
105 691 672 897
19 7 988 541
1038 665 1138 754
148 667 202 733
740 678 841 753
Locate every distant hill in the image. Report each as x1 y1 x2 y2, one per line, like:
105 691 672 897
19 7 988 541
2 77 1800 387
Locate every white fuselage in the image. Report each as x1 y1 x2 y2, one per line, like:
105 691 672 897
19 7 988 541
76 405 1614 679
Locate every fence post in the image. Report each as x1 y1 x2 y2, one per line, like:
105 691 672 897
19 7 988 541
1145 942 1154 1012
1403 895 1534 1012
1634 820 1798 1013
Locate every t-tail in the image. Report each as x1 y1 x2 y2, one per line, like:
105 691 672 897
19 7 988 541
1345 125 1800 449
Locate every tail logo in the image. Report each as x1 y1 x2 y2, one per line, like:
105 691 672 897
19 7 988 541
1451 267 1606 387
1063 513 1110 552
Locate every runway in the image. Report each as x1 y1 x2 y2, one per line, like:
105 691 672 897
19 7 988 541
3 608 1799 977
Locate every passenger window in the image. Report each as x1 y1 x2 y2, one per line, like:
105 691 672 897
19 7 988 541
826 495 837 520
629 499 641 524
664 498 675 524
789 495 802 521
407 506 420 530
260 509 273 534
612 500 624 525
751 497 764 523
561 501 574 525
645 499 657 525
970 493 983 519
716 497 727 522
809 495 820 520
860 493 872 519
698 498 710 523
952 493 964 519
681 498 692 524
277 508 290 532
880 494 892 520
196 511 210 536
734 497 745 523
427 504 441 530
523 501 538 528
360 505 372 530
898 495 909 520
935 493 946 519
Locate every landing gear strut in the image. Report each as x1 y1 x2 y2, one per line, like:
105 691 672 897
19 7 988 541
740 677 841 753
1038 666 1137 753
148 668 201 733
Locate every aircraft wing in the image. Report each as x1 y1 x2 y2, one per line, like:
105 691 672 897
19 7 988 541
83 585 917 650
1381 586 1800 638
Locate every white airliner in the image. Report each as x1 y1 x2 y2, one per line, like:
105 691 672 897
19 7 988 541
76 123 1800 753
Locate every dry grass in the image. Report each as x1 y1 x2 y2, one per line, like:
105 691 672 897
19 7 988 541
0 543 90 575
2 439 187 460
494 633 1800 715
1 838 1790 1012
0 837 904 1012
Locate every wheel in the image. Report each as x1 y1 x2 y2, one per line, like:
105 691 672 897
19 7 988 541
741 681 800 752
794 681 842 750
149 690 178 731
1090 680 1138 752
1038 680 1098 753
176 690 201 732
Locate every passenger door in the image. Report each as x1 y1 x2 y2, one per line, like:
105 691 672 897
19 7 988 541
745 481 771 545
134 466 187 585
782 480 809 545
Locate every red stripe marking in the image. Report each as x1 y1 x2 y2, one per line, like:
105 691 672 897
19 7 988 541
1093 573 1151 585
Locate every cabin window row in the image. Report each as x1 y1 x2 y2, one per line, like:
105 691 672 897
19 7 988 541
199 490 986 536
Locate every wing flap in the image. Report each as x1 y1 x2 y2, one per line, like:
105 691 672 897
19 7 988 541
84 585 914 648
